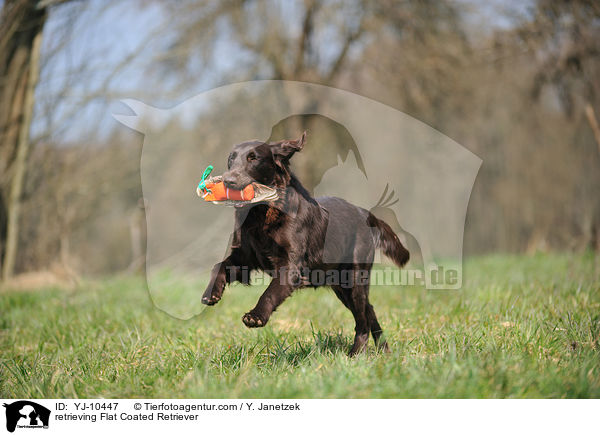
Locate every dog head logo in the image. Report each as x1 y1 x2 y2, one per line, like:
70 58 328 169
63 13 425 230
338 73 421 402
3 401 50 432
113 80 481 319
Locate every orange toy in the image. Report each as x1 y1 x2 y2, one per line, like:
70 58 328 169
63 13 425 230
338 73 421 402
201 181 255 202
197 165 278 205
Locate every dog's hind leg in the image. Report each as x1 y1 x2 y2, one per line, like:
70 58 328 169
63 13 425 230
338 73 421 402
347 285 370 357
332 280 371 357
366 302 390 352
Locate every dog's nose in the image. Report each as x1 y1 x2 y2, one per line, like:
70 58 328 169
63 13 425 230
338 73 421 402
223 173 238 188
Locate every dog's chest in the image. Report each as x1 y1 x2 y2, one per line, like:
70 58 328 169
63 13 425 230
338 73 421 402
240 208 289 268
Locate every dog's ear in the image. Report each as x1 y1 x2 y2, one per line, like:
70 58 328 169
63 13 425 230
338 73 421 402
271 131 307 162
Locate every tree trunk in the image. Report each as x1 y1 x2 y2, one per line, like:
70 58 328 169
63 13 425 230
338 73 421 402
584 104 600 155
584 104 600 253
0 0 47 280
126 198 147 275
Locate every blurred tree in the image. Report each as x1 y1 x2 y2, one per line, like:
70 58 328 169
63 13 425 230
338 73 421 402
1 0 147 278
156 0 469 192
0 0 50 279
3 0 599 280
160 0 370 85
512 0 600 250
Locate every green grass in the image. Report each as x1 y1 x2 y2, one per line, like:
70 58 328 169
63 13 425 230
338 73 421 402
1 253 599 398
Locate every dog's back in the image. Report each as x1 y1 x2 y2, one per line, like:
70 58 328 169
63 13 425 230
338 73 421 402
316 196 409 268
316 196 376 265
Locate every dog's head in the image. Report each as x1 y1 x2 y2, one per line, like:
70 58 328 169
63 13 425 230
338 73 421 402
222 131 306 190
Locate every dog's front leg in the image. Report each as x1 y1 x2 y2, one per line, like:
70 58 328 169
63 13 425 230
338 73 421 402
242 271 297 328
201 255 243 305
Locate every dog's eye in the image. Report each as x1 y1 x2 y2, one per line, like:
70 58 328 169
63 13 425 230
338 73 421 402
247 152 257 161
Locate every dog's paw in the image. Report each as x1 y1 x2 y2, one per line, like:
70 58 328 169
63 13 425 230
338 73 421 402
201 294 221 305
242 312 266 328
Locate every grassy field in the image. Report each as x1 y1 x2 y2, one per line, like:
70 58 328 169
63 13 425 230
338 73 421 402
1 254 599 398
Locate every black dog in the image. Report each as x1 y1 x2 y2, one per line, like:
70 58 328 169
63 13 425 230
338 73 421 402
201 132 409 355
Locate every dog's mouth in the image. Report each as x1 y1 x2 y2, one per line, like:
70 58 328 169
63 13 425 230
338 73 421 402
197 175 279 207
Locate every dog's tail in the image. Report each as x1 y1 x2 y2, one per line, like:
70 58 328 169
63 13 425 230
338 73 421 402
367 212 410 268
